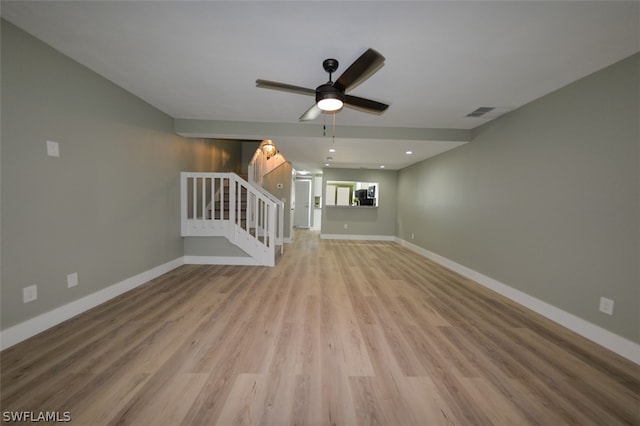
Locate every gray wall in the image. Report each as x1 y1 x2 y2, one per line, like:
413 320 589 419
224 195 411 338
322 168 398 237
202 139 243 174
397 53 639 343
0 21 242 329
241 141 260 175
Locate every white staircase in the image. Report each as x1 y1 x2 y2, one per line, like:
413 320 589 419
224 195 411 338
180 172 284 266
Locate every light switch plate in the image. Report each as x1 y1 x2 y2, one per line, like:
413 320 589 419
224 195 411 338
23 285 38 303
46 140 60 157
67 272 78 288
599 297 614 315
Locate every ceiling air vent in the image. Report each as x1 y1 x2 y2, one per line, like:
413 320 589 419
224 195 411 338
466 107 495 117
466 106 511 119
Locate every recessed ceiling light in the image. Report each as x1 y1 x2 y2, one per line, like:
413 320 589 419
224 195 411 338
379 165 385 169
406 150 413 155
324 163 330 167
329 148 336 153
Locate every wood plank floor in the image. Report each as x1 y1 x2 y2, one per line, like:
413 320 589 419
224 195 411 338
2 230 639 425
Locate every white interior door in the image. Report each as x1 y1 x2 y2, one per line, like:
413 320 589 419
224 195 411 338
294 180 311 228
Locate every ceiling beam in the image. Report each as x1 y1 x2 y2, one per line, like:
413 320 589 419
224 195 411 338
174 119 470 143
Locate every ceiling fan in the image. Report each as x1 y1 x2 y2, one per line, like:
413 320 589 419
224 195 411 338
256 48 389 122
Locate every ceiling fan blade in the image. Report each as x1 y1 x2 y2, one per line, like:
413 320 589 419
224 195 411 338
344 94 389 114
255 79 316 96
299 104 323 121
333 48 385 92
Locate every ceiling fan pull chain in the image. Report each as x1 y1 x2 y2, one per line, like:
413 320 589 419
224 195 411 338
332 112 337 146
333 112 336 139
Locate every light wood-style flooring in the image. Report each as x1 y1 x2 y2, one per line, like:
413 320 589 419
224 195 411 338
2 230 639 425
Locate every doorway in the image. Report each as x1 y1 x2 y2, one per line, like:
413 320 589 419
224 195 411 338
294 179 311 228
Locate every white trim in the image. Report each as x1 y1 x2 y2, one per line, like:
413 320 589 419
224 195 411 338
396 238 640 365
320 234 395 241
0 257 184 351
183 255 260 266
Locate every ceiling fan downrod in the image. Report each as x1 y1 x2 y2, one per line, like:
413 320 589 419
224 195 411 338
322 58 339 83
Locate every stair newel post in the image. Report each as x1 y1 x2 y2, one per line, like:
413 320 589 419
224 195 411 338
267 201 276 266
278 202 284 254
229 175 236 243
192 177 198 226
210 176 215 221
260 198 266 245
261 200 267 247
201 177 206 224
246 191 253 230
255 193 260 241
237 180 243 230
219 176 225 221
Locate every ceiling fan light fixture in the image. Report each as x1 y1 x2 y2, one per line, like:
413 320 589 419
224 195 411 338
316 83 344 112
317 97 343 112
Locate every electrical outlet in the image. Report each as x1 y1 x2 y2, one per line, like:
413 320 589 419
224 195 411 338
67 272 78 288
411 233 415 240
343 223 348 229
46 140 60 157
23 285 38 303
599 297 614 315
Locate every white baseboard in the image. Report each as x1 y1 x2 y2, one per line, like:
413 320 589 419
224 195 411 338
184 255 259 266
0 257 184 351
321 234 396 241
396 238 640 365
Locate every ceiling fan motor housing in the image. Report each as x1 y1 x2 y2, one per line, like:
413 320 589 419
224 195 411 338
318 58 344 108
316 83 344 102
316 83 344 111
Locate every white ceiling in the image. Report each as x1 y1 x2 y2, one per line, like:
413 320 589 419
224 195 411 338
2 1 639 173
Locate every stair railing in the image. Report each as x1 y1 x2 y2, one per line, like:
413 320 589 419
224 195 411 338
248 183 285 254
180 172 280 266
